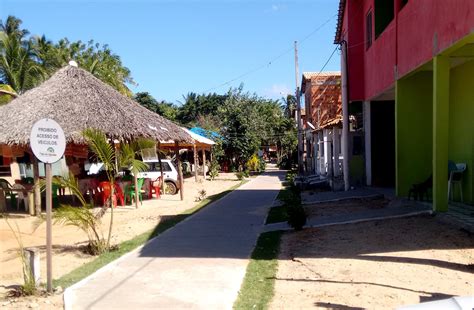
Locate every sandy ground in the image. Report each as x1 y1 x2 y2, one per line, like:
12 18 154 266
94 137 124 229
0 173 240 308
270 215 474 309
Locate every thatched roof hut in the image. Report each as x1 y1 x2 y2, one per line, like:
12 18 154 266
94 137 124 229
0 65 192 145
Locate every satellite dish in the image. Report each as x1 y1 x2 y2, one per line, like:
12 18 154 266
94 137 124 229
68 60 78 67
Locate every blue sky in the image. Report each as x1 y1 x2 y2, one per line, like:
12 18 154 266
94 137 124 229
1 0 340 104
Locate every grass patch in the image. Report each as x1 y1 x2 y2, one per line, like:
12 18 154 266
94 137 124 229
266 206 287 224
233 230 283 310
267 185 301 224
54 180 247 289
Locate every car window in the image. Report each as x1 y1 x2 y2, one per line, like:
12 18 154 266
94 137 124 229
162 162 172 172
146 162 172 172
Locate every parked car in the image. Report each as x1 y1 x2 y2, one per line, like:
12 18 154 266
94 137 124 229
137 159 180 195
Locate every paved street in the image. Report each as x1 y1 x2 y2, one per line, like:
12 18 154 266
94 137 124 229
65 167 285 309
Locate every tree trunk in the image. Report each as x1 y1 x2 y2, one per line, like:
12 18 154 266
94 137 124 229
175 142 184 201
106 181 114 249
193 143 198 182
157 143 165 192
33 158 41 216
202 147 206 180
134 174 139 208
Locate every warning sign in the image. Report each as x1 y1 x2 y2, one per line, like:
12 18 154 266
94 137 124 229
30 118 66 163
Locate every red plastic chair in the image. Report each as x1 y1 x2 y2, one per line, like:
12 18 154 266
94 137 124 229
152 177 161 199
96 181 122 207
114 183 125 206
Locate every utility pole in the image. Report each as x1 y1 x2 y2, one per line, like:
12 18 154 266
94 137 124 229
295 41 304 174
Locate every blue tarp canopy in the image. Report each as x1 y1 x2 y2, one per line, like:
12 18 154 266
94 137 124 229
189 127 221 139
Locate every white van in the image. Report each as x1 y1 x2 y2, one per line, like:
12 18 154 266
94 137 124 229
138 159 180 195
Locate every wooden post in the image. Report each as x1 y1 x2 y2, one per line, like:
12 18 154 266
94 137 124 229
45 163 52 293
134 174 139 209
33 158 41 216
157 143 165 191
193 143 198 182
202 147 206 180
175 142 184 200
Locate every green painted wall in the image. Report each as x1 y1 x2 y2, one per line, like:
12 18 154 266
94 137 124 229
350 155 364 186
448 60 474 204
395 71 433 197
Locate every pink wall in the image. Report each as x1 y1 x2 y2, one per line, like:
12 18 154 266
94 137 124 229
341 0 474 101
397 0 474 78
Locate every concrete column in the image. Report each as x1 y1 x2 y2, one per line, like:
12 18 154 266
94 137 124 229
323 129 330 175
312 133 318 175
24 248 41 286
319 131 325 175
333 127 341 177
327 129 334 180
433 55 450 212
363 101 372 186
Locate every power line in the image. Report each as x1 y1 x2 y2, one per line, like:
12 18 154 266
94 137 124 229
203 14 337 93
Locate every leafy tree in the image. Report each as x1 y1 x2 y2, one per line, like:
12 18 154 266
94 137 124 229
134 92 179 121
177 92 227 126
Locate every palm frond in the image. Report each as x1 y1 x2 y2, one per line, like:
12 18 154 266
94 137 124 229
82 128 115 175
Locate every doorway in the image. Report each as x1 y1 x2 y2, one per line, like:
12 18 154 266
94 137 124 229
371 101 395 187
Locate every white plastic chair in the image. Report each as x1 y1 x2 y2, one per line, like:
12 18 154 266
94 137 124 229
448 163 466 202
12 183 28 211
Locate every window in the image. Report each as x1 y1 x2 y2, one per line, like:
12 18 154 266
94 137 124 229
366 10 373 49
374 0 394 38
150 162 172 172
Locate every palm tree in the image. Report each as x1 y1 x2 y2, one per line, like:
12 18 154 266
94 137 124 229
82 129 151 249
0 84 17 105
0 16 45 94
0 16 29 39
52 129 153 254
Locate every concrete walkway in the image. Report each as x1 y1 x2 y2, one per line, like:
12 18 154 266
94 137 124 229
65 168 285 310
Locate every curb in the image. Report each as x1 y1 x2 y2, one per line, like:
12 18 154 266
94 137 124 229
263 209 433 232
301 193 384 205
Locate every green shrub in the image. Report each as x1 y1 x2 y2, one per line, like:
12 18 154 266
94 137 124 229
246 154 260 171
287 205 306 230
209 160 220 180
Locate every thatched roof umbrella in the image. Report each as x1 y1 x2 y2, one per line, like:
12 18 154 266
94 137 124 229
0 64 191 206
0 64 191 145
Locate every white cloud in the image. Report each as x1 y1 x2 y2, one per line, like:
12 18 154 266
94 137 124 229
263 84 292 99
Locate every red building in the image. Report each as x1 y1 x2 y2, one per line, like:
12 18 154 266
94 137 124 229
335 0 474 210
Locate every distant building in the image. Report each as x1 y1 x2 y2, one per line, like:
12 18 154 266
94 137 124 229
301 72 345 186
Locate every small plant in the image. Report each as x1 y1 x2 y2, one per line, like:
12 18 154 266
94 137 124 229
287 205 307 230
4 216 37 296
246 154 260 171
194 189 207 202
236 170 250 180
209 160 220 180
53 204 107 255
